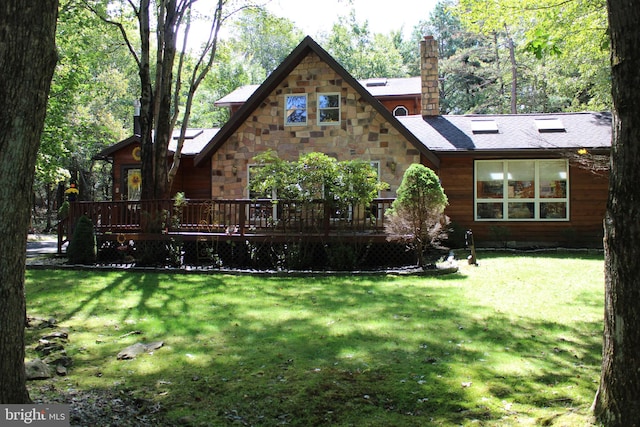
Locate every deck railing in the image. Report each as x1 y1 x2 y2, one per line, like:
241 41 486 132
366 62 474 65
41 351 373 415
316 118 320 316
61 198 395 246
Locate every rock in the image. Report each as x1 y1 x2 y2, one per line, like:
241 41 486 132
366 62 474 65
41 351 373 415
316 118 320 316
117 341 164 360
48 355 73 368
35 340 65 355
26 316 58 329
56 365 68 376
25 359 52 380
41 331 68 340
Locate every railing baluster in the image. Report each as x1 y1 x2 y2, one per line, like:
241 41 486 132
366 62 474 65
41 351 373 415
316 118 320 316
63 198 394 241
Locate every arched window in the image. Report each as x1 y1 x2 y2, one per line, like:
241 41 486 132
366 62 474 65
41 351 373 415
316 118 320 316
393 105 408 116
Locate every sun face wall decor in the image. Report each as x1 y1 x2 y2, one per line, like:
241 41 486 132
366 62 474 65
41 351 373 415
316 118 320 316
132 146 141 161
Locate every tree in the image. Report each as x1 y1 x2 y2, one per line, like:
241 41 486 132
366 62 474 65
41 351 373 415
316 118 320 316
0 0 58 403
385 164 449 268
249 151 387 210
592 1 640 425
228 8 304 78
88 0 229 200
38 2 137 212
323 10 408 79
454 0 611 112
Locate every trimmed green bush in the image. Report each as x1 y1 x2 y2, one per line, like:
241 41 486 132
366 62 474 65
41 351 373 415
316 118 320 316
385 164 449 268
67 215 96 265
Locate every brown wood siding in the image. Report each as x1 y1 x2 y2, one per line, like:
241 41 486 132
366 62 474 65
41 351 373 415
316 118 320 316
171 157 211 199
436 155 608 247
378 97 421 116
109 144 211 200
111 144 140 200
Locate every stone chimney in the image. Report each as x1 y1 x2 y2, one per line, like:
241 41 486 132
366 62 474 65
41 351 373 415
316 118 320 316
420 35 439 116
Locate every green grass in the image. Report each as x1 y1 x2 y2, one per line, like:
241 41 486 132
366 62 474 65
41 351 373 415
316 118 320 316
25 251 604 426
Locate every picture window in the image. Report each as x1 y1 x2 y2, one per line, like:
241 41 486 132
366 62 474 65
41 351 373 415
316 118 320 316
475 159 568 221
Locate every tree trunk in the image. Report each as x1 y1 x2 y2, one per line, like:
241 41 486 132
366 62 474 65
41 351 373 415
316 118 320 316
0 0 58 403
152 1 179 200
592 1 640 425
508 36 517 114
139 0 155 202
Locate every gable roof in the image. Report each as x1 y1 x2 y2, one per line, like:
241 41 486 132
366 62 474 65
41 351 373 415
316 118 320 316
398 112 611 153
95 128 219 160
194 36 440 167
215 77 421 107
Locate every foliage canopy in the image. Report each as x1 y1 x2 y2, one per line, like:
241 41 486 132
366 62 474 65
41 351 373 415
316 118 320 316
249 151 388 208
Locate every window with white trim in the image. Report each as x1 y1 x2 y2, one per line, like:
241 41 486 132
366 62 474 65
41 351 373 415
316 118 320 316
393 105 408 116
475 159 569 221
284 94 307 125
318 93 340 124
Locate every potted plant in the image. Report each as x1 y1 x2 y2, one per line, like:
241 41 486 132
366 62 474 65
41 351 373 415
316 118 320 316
64 183 79 202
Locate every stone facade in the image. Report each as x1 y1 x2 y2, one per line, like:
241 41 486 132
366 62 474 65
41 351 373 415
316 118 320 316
210 52 421 199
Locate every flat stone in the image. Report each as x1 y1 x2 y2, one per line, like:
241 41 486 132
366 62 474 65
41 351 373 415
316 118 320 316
117 341 164 360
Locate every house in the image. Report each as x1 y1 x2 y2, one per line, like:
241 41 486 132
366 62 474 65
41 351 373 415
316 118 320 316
96 35 610 248
95 127 217 200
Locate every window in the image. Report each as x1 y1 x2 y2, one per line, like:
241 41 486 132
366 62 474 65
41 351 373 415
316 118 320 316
124 167 141 201
285 94 307 125
393 106 408 116
475 160 568 221
318 93 340 124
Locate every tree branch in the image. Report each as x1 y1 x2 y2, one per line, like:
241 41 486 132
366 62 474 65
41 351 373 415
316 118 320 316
82 0 141 68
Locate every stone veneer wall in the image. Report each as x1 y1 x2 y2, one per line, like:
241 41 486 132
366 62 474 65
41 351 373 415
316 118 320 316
210 52 421 198
420 36 439 117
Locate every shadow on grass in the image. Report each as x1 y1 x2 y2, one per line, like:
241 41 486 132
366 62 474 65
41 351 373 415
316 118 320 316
26 269 602 426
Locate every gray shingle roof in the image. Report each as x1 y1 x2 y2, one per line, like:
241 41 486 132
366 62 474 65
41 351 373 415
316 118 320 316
397 112 612 152
215 85 260 106
215 77 421 106
168 128 220 155
96 127 220 160
359 77 420 97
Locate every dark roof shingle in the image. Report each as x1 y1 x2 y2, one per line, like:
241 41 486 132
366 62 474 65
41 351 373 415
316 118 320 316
398 112 611 152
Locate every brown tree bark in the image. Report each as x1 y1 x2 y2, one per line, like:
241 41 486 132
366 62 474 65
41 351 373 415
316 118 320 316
592 0 640 425
0 0 58 403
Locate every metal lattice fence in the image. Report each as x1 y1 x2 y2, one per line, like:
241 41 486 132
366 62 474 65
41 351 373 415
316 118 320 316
96 235 420 271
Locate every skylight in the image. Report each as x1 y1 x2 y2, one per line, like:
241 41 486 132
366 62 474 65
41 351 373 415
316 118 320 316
365 79 388 87
173 129 204 140
535 118 565 132
471 119 499 134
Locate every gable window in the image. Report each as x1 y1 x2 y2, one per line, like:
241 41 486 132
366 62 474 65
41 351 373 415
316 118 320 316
318 93 340 124
393 106 408 116
475 159 568 221
285 94 307 125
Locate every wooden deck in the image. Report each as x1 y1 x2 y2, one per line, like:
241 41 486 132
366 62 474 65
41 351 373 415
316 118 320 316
58 198 396 253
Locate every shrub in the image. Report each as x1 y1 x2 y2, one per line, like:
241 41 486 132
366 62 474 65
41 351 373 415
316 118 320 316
249 151 388 207
385 164 449 268
57 201 70 220
67 215 96 265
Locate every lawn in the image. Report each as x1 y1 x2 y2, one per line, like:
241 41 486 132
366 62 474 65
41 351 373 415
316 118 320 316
25 251 604 426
